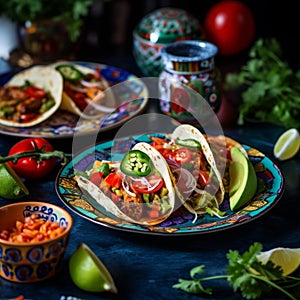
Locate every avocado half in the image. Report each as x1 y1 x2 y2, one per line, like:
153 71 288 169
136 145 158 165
229 147 258 211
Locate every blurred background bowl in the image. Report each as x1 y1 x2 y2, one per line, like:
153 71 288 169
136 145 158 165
132 7 204 77
0 201 72 283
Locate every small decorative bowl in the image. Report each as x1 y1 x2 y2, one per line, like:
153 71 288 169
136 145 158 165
0 201 73 283
133 7 204 77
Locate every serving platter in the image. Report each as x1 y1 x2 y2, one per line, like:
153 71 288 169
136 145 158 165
0 62 148 138
55 133 284 236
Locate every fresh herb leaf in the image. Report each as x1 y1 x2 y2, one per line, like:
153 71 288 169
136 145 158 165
2 0 110 42
225 38 300 129
173 242 300 299
173 265 215 295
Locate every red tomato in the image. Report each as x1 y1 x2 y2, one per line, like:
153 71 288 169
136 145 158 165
8 138 57 179
24 86 46 99
198 170 210 187
172 148 192 164
204 0 255 56
19 113 37 123
89 172 104 186
104 172 122 189
132 175 164 194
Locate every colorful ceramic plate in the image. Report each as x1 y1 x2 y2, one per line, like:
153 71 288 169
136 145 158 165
55 134 284 235
0 62 148 138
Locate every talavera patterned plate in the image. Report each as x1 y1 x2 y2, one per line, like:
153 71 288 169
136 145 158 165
55 134 284 236
0 62 148 138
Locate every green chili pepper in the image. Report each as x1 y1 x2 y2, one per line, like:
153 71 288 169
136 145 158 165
55 65 84 82
120 150 151 177
176 138 201 149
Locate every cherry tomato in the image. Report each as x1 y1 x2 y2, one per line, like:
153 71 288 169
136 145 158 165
204 0 255 56
8 138 57 179
172 148 192 164
132 175 164 194
24 86 46 99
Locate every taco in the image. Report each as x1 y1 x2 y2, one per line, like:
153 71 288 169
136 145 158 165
0 65 63 127
75 142 176 225
52 62 116 119
149 124 226 219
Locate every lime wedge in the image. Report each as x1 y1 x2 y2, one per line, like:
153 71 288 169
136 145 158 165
0 161 29 199
273 128 300 161
69 243 118 293
257 247 300 276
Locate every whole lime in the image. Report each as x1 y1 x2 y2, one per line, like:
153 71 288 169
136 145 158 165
69 243 117 293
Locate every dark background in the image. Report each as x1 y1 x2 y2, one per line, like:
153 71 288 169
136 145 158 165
77 0 299 70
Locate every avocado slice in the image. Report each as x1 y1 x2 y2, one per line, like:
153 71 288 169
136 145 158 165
229 147 257 211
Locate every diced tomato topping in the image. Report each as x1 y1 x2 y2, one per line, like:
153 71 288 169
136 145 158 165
19 113 37 122
104 172 122 189
25 86 46 99
64 87 87 111
147 209 160 219
89 172 104 186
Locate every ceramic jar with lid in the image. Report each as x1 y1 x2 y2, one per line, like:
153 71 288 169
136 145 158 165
158 40 221 124
133 7 204 77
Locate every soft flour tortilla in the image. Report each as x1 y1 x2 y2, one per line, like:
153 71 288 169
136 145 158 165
1 65 63 127
169 124 226 215
52 62 116 119
76 142 176 226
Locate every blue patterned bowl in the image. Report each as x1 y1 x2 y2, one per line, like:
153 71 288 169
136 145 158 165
0 202 73 283
133 7 204 77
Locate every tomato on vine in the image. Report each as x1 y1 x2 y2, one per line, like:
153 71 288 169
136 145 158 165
2 138 66 179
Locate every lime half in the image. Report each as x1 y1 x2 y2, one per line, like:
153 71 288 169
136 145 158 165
0 162 29 199
273 128 300 161
69 243 118 293
257 247 300 276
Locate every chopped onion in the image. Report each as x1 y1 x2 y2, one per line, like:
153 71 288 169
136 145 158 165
166 158 181 169
80 79 103 88
192 211 198 224
194 186 206 194
122 177 136 197
86 98 115 113
173 168 197 194
146 178 161 191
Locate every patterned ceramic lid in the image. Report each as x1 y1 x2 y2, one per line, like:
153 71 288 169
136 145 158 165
134 7 204 45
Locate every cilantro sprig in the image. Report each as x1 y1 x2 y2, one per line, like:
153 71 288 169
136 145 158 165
173 242 300 299
224 38 300 129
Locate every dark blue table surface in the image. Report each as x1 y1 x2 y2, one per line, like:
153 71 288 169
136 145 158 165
1 58 300 300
